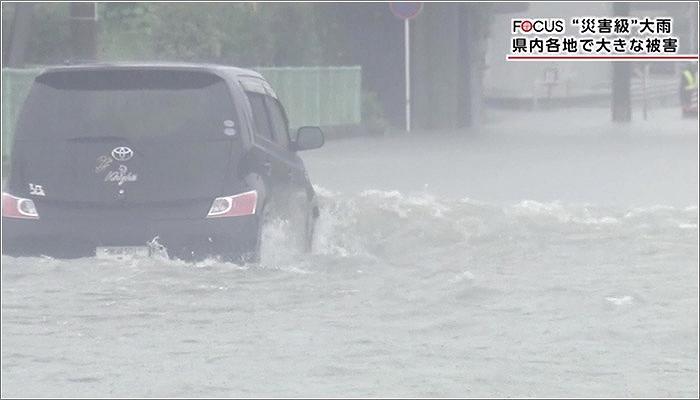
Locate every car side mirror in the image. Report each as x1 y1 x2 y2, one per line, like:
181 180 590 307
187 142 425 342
293 126 324 151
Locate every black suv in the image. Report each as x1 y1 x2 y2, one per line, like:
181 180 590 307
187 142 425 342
1 63 324 262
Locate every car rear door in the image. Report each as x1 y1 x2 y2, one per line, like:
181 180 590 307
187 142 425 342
242 83 293 212
262 94 312 218
265 96 309 205
241 79 307 217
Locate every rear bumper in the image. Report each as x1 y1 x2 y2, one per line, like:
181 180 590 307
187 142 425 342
1 215 259 261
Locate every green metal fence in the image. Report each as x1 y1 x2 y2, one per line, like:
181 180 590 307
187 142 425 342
2 69 39 163
1 66 361 164
260 66 362 128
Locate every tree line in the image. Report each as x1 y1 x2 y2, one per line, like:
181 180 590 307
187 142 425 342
2 2 366 67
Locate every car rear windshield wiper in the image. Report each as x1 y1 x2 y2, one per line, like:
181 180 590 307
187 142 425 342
66 136 128 142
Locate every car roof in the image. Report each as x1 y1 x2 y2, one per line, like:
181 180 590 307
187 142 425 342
38 62 265 81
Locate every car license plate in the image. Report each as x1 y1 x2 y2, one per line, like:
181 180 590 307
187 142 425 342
96 246 150 260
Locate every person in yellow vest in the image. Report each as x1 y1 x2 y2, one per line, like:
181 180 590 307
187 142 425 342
680 62 698 118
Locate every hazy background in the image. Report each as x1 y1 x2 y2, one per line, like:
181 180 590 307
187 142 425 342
1 2 698 397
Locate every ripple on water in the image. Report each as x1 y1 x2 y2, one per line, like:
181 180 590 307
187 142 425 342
1 191 697 397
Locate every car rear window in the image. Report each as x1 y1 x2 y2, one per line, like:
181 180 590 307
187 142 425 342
16 69 238 141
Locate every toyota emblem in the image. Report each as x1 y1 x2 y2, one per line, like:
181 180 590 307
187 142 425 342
111 146 134 162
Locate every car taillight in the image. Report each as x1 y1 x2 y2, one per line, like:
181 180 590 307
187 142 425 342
206 190 257 218
2 192 39 219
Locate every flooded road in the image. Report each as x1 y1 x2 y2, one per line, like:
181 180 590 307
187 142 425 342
2 108 698 397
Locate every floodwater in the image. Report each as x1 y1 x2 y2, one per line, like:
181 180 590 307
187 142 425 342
2 107 698 397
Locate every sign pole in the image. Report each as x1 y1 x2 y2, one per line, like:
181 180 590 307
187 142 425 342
390 2 422 132
405 18 411 132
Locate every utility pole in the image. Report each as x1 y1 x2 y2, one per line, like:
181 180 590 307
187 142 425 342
611 2 631 122
5 3 34 68
70 2 98 61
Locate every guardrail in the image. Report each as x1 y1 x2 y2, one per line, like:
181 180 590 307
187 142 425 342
631 79 678 103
